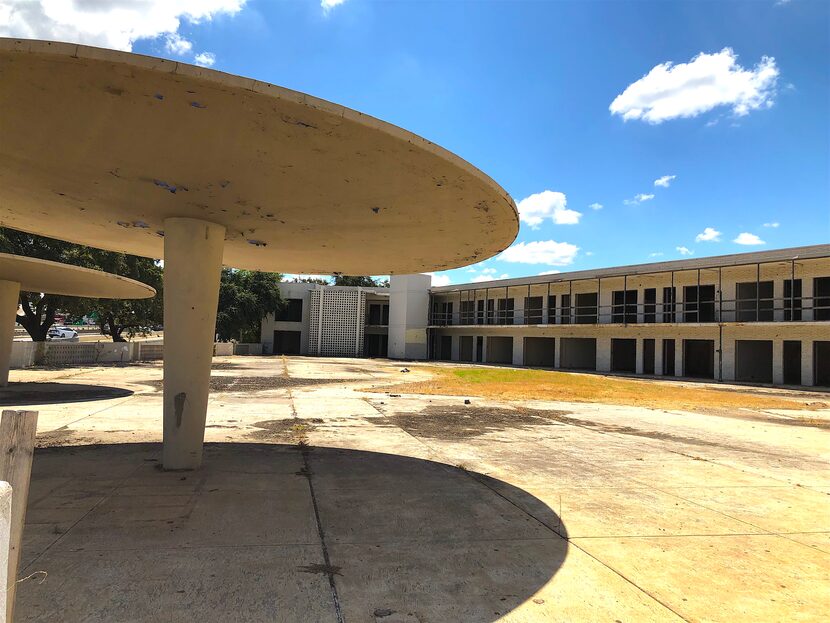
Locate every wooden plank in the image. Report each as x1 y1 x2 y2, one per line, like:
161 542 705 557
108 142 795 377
1 482 11 623
0 410 38 623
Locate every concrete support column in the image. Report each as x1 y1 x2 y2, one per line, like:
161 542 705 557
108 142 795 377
553 337 561 368
0 280 21 387
675 340 684 377
773 280 785 322
635 338 644 375
635 289 644 324
802 340 814 387
450 334 460 361
654 339 664 376
802 278 814 321
772 340 784 385
481 336 489 363
512 336 524 366
596 337 611 373
721 334 735 382
721 279 736 322
162 218 226 470
598 288 613 325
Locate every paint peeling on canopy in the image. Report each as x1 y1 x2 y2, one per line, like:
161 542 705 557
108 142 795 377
0 38 519 275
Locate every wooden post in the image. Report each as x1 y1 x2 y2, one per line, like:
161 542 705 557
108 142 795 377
1 410 38 623
1 481 10 622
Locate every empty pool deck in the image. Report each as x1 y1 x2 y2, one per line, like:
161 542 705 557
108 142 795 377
3 356 829 622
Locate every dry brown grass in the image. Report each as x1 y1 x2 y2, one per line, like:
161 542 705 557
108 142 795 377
370 367 827 412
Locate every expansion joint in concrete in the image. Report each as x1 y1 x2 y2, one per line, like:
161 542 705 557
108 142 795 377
284 365 344 623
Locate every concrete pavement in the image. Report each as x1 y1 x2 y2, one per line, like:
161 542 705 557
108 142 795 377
3 356 829 621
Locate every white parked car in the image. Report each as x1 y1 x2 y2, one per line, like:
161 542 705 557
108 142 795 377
47 326 79 341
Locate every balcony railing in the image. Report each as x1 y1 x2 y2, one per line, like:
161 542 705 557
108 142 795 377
429 296 830 326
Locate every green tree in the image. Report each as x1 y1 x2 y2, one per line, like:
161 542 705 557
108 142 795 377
0 228 93 340
0 227 163 341
332 275 388 287
216 269 283 342
86 251 163 341
293 277 330 285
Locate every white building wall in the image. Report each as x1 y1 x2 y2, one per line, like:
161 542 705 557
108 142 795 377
388 274 431 360
260 283 311 355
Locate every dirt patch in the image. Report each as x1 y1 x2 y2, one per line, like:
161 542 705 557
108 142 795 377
380 402 809 457
380 404 570 440
210 362 261 371
35 426 95 448
247 418 323 442
139 376 360 393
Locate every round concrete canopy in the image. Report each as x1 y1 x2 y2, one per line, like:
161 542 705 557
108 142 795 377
0 253 155 299
0 39 519 275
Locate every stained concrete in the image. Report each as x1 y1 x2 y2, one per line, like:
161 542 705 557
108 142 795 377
4 356 830 622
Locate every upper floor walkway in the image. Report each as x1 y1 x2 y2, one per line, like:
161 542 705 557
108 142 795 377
428 244 830 327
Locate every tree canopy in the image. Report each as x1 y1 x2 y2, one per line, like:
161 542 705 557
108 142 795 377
332 275 389 287
216 269 283 343
85 251 163 341
0 227 162 341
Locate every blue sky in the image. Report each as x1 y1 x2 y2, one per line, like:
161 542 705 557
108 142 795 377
3 0 828 286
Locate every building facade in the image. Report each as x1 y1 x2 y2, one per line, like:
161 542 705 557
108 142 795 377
261 282 391 358
262 245 830 387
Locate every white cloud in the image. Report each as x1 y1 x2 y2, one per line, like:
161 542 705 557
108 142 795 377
654 175 676 188
609 48 779 124
623 193 655 205
589 202 603 211
516 191 582 228
462 265 510 284
426 272 451 287
585 251 594 256
194 51 216 67
499 240 579 266
164 32 192 56
695 227 722 242
676 246 693 256
763 222 780 228
0 1 246 54
733 232 765 245
538 270 561 276
321 0 347 12
648 252 664 258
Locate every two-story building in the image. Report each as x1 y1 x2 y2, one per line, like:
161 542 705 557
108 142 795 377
261 245 830 387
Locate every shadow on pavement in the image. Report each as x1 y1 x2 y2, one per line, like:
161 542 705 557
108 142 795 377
0 382 133 406
18 442 567 622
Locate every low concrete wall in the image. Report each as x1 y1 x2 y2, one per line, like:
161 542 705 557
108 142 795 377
10 340 263 370
213 343 234 356
233 343 262 356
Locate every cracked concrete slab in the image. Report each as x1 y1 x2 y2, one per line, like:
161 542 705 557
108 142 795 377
4 355 829 622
